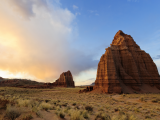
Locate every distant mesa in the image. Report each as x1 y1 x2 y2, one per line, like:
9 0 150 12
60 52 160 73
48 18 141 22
52 70 75 87
0 70 75 88
90 82 95 86
80 30 160 94
0 79 43 87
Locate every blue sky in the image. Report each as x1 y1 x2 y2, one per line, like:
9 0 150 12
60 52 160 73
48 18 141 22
0 0 159 85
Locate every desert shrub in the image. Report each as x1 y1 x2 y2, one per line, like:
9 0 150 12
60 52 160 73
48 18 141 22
152 98 160 103
134 108 140 112
36 111 43 118
22 114 33 120
64 106 71 113
39 102 52 111
69 109 82 120
74 105 80 110
145 115 151 119
5 106 21 120
17 99 30 107
140 97 144 102
98 107 104 111
31 105 40 113
112 111 137 120
82 110 89 119
0 98 9 109
55 110 65 118
56 106 61 111
72 102 77 106
45 99 51 103
85 105 93 112
29 100 39 108
62 102 68 107
95 112 111 120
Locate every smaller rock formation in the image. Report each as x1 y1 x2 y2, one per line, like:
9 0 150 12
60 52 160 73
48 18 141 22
79 86 93 93
53 70 75 87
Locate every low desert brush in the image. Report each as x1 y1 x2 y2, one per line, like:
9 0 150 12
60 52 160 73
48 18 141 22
55 110 65 118
39 102 53 111
112 111 137 120
17 99 30 107
95 112 111 120
82 110 89 119
5 105 21 120
22 114 33 120
85 105 93 112
69 109 83 120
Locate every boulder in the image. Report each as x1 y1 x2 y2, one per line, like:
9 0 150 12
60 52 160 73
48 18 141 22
53 70 75 87
94 30 160 93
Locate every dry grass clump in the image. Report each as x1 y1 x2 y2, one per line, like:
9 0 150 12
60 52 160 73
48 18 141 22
85 105 93 112
55 110 65 118
95 112 111 120
22 114 33 120
112 111 137 120
69 109 83 120
17 99 30 107
151 98 160 103
0 98 10 109
4 105 21 120
39 102 53 111
82 110 89 119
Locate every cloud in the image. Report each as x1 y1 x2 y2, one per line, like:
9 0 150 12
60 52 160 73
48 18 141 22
153 55 160 60
88 10 99 16
4 0 49 19
154 59 160 74
0 0 98 82
75 12 81 16
73 5 78 10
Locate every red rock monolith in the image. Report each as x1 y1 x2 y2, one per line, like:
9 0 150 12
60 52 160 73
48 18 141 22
53 70 75 87
93 30 160 93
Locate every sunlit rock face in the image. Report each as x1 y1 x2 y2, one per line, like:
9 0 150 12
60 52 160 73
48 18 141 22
53 70 75 87
94 30 160 93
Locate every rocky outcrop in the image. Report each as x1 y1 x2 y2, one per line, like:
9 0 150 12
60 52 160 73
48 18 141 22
93 30 160 93
79 86 93 93
53 71 75 87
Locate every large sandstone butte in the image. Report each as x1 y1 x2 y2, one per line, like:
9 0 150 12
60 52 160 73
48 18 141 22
93 30 160 93
52 70 75 87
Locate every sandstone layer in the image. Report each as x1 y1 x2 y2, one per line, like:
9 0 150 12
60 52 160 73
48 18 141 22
93 30 160 93
52 70 75 87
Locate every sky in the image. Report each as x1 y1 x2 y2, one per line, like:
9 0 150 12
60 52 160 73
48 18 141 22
0 0 160 86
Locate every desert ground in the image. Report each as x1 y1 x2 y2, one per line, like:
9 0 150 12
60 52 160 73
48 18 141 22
0 87 160 120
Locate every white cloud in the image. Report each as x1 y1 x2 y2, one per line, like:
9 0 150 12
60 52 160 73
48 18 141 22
154 59 160 74
0 0 98 83
73 5 78 10
88 10 99 16
75 12 81 16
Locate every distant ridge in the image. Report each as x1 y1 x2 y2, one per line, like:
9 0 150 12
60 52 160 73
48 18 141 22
0 78 43 87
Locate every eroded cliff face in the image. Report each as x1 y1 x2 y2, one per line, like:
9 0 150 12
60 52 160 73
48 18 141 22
94 30 160 93
53 71 75 87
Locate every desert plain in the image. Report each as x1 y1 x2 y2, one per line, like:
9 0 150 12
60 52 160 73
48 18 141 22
0 87 160 120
